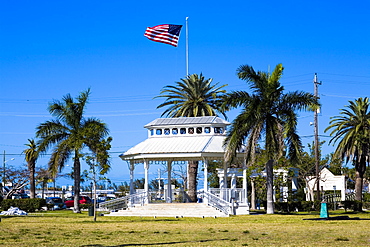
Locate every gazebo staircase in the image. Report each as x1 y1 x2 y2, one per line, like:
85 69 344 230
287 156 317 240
106 203 228 218
99 191 232 217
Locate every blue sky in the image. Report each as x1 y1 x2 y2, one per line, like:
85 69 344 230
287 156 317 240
1 1 370 187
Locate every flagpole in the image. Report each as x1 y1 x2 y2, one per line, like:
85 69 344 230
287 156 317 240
186 17 189 76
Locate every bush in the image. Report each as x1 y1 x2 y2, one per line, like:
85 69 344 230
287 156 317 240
363 193 370 202
342 200 363 212
275 202 302 213
300 200 321 212
363 202 370 209
79 203 93 209
0 198 46 212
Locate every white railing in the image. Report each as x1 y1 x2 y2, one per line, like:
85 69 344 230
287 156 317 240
98 196 129 211
208 188 246 203
199 190 230 216
129 191 148 206
99 191 148 211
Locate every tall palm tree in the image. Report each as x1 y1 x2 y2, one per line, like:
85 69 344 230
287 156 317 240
36 89 111 213
156 73 227 202
23 139 39 198
325 97 370 202
222 64 318 214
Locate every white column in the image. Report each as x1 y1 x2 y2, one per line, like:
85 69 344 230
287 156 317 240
144 159 150 204
222 162 228 201
167 160 172 203
128 160 135 207
242 158 250 214
242 160 248 204
231 174 237 189
129 161 135 195
203 159 208 204
203 159 208 193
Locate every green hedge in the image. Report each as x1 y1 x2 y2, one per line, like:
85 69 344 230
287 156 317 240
363 193 370 202
342 200 364 212
270 199 369 213
0 198 46 212
273 201 322 212
79 203 93 209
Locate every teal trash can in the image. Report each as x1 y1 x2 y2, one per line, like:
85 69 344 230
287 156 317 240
88 206 94 216
320 202 329 218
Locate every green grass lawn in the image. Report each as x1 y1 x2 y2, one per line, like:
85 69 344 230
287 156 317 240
0 210 369 246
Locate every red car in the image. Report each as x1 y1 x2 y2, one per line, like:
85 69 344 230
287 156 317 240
64 196 92 207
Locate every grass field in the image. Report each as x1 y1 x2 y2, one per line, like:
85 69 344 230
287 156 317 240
0 210 369 246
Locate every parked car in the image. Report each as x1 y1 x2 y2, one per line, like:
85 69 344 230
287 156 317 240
46 197 66 210
64 196 92 207
12 193 30 199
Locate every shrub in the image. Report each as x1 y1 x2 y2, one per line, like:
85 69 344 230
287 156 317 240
363 193 370 202
301 200 321 212
274 201 302 213
362 202 370 209
342 200 363 212
79 203 93 209
0 198 46 212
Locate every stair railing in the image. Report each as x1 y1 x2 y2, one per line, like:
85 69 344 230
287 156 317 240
99 191 148 211
199 190 230 216
98 195 129 211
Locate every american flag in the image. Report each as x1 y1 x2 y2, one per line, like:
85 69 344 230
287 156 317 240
144 24 182 47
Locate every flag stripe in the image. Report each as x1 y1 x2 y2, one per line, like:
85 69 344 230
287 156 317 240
144 24 182 47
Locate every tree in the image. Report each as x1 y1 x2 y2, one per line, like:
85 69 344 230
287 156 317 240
36 89 111 213
325 97 370 202
35 167 53 199
156 73 227 202
23 138 39 198
2 165 29 199
222 64 318 214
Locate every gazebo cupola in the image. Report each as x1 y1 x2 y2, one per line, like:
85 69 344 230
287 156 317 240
145 116 228 138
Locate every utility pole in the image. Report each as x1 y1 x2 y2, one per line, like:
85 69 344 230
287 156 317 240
313 73 321 201
2 150 5 196
3 150 6 187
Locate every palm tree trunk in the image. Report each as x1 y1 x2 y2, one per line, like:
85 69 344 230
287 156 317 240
73 155 81 213
266 160 274 214
187 161 198 202
355 170 364 202
42 181 45 199
355 157 366 203
29 162 36 199
250 178 256 210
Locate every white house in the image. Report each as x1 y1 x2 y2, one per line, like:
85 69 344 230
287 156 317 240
306 168 346 201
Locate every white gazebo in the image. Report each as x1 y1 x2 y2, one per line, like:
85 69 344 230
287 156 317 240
119 116 249 215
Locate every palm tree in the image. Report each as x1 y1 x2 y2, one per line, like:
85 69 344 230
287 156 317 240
325 97 370 202
36 89 111 213
156 73 227 202
222 64 318 214
23 139 39 198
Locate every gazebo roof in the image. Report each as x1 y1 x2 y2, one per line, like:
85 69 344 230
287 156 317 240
121 135 228 161
119 116 242 163
144 116 230 128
